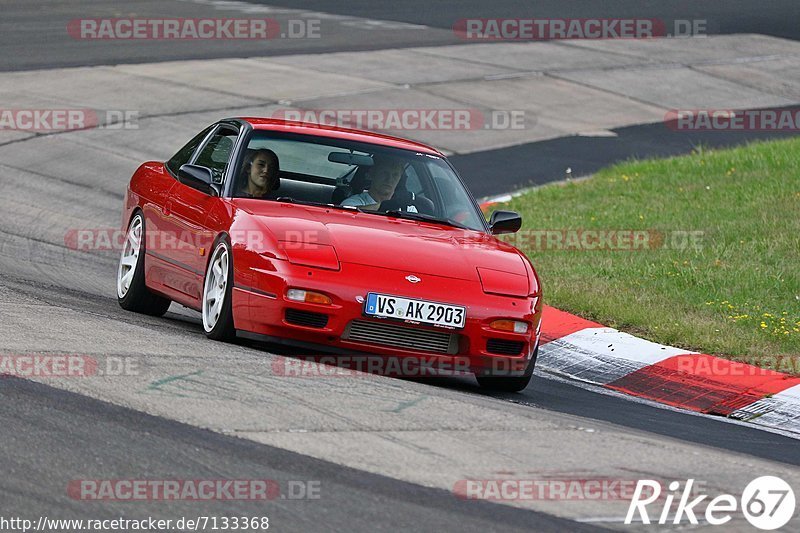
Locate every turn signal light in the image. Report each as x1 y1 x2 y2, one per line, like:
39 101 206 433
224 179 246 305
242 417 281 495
286 289 332 305
490 319 529 334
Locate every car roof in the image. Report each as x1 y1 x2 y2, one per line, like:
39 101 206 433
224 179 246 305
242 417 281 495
234 117 444 156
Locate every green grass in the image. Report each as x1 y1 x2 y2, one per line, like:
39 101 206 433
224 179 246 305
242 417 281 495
495 138 800 366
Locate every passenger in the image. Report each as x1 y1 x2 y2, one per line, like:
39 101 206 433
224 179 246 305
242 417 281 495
341 159 404 210
239 149 279 198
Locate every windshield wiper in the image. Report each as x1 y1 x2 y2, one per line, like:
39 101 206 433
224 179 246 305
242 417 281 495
379 209 469 230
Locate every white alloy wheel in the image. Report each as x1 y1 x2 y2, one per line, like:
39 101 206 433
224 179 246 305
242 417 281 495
202 243 229 332
117 215 142 299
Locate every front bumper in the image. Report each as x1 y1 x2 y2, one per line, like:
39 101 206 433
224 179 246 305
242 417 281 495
232 258 541 376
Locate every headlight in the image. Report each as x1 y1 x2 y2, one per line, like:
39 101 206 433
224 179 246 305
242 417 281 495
477 267 528 297
279 242 340 271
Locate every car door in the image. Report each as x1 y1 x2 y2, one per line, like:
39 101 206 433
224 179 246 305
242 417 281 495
144 125 214 299
161 123 240 306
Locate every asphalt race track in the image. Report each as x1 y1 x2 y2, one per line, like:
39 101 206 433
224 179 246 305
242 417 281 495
0 0 456 71
1 1 800 531
258 0 800 41
4 0 798 71
2 267 799 530
0 377 588 532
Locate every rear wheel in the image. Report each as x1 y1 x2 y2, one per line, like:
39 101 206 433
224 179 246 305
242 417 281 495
117 212 171 316
476 346 538 392
202 239 236 341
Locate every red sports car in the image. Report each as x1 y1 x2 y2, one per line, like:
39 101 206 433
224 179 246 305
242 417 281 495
117 118 542 391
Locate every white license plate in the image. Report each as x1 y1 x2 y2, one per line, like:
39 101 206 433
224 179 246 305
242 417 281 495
364 293 466 329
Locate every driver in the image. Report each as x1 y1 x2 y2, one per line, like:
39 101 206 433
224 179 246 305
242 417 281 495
342 159 405 210
238 149 279 198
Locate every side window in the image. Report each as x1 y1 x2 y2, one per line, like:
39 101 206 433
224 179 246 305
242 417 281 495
166 126 213 176
194 127 239 182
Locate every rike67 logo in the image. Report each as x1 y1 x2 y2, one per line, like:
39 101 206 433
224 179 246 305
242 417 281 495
626 477 796 530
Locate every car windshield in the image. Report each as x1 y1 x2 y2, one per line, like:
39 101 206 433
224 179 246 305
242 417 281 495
233 130 487 232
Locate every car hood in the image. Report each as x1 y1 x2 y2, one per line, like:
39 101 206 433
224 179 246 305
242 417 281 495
237 201 528 282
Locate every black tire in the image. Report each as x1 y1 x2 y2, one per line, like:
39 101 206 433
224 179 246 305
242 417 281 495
117 212 171 317
476 346 538 392
201 238 236 341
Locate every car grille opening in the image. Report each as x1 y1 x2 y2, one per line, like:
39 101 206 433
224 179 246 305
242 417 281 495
487 338 525 356
285 308 329 329
343 320 458 354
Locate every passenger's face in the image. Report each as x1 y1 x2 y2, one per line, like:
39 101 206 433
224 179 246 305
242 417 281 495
249 154 271 189
370 165 402 201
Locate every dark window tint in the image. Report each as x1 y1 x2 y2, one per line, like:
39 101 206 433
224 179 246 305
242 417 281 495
166 126 213 176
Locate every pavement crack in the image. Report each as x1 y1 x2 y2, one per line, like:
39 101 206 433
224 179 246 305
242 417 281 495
110 66 279 101
543 71 669 112
687 64 799 101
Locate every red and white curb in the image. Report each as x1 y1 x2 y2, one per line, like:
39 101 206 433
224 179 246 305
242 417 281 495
479 194 514 212
538 306 800 435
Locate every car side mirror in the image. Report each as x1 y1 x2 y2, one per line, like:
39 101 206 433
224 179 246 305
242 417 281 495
489 210 522 235
178 164 219 196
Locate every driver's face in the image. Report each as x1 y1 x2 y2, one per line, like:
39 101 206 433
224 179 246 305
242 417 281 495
370 165 402 201
249 155 271 189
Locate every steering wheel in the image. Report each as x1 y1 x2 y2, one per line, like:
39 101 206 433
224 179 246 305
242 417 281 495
379 192 435 215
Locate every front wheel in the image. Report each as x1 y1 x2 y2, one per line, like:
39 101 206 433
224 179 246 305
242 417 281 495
202 239 236 341
117 212 171 316
476 346 538 392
